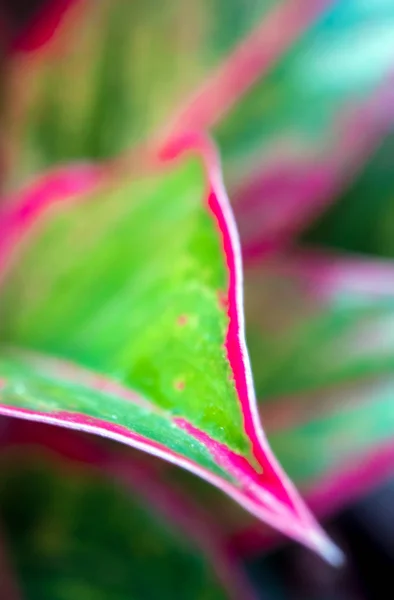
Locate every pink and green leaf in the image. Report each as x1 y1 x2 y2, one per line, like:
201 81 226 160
233 78 394 262
3 0 332 186
215 1 394 187
170 252 394 556
255 252 394 498
4 0 394 194
222 385 394 558
0 136 338 559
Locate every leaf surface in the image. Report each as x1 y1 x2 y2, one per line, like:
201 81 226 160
0 136 337 559
245 252 394 402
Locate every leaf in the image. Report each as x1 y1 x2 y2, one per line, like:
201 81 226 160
266 380 394 513
215 0 394 186
232 78 394 263
4 0 330 185
224 376 394 557
4 0 394 196
303 132 394 259
1 0 80 189
0 434 255 599
247 250 394 508
0 136 339 560
166 251 394 557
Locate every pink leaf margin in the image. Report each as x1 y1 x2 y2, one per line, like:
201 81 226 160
0 134 342 563
227 439 394 560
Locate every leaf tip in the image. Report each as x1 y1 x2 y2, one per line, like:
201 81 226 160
307 528 345 568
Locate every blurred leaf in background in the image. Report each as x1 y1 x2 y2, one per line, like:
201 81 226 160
4 0 394 188
0 433 255 600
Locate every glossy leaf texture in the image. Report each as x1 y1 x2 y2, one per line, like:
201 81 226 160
3 0 335 187
0 428 255 600
0 136 338 560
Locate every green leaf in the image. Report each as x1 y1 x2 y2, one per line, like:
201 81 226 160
165 251 394 556
0 137 338 559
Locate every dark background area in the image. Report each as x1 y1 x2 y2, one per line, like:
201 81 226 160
0 0 45 47
248 479 394 599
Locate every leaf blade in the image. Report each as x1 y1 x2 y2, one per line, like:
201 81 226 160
0 136 339 560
